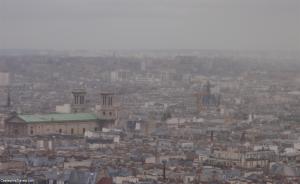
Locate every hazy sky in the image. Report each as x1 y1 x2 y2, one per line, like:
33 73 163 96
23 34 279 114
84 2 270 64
0 0 299 51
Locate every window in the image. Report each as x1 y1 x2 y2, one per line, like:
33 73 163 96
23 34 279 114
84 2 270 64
71 128 74 135
75 95 78 104
94 127 97 131
83 128 85 134
80 96 84 104
30 127 34 135
59 129 62 134
109 112 112 116
108 96 112 106
103 111 106 116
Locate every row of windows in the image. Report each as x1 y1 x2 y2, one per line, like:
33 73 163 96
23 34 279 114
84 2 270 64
74 95 85 105
102 96 113 106
30 127 98 135
103 111 113 116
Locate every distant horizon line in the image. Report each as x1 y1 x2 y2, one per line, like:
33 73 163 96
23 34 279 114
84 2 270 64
0 48 299 53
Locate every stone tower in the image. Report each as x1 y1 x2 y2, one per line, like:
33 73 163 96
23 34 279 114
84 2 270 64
71 89 87 113
95 92 117 120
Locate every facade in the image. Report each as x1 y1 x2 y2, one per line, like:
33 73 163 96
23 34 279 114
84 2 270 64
5 90 118 137
5 113 114 136
206 149 276 169
95 92 118 120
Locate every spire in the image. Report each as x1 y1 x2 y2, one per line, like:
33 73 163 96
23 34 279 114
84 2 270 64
6 87 11 107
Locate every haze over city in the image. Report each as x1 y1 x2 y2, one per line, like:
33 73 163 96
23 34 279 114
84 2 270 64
1 0 300 51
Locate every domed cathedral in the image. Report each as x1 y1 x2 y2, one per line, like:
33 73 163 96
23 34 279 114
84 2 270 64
5 90 118 137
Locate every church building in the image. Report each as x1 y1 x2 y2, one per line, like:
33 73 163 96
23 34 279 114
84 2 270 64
5 90 118 137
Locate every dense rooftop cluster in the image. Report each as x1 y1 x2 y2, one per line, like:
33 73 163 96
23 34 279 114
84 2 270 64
0 50 300 183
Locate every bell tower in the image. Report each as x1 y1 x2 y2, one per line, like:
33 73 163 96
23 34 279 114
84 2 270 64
71 89 87 113
95 92 117 120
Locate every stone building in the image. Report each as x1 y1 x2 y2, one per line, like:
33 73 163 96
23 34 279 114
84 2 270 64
5 113 114 136
206 149 276 169
5 90 118 137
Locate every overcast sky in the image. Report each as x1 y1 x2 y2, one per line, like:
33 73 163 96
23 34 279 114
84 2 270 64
0 0 299 51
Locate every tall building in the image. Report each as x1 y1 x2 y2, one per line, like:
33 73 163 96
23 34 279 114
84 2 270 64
110 70 131 82
0 72 10 87
0 71 11 110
